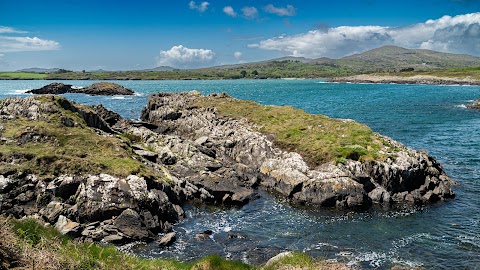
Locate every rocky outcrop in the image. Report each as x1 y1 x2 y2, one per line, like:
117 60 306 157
0 173 182 244
467 98 480 111
0 92 457 246
27 82 134 96
139 91 455 209
26 82 74 94
331 74 480 85
79 82 135 96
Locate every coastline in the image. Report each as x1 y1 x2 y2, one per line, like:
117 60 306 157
330 74 480 86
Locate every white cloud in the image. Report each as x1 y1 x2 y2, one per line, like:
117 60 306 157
249 12 480 58
242 7 258 19
264 4 296 17
0 36 60 53
233 51 242 59
157 45 215 68
189 1 209 12
223 6 237 17
0 26 27 34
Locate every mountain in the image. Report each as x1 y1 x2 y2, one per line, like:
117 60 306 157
17 68 60 73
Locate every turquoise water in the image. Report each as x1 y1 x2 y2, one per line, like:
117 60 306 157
1 80 479 269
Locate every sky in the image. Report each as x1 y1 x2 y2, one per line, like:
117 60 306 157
1 0 480 71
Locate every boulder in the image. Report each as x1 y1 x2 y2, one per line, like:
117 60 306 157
113 208 151 241
158 232 176 246
55 215 82 237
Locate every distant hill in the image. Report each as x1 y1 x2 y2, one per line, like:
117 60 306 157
202 46 480 77
140 66 177 72
339 45 480 72
16 68 60 73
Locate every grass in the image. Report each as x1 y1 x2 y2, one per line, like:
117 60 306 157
194 95 390 166
0 216 350 270
0 72 49 79
0 96 158 180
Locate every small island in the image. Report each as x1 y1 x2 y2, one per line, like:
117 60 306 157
26 82 135 96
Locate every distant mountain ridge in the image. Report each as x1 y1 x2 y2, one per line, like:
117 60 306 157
17 68 61 73
13 46 480 79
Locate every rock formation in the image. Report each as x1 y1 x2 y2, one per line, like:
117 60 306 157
26 82 135 96
0 92 456 246
139 91 455 208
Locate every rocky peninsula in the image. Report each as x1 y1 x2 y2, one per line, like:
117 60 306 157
331 74 480 85
26 82 135 96
0 92 455 247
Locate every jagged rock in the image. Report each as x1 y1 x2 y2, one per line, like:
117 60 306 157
158 232 176 246
113 208 151 241
26 83 73 94
55 215 82 237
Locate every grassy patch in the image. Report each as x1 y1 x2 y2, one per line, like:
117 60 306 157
1 217 254 270
195 96 387 166
0 72 48 79
0 96 157 180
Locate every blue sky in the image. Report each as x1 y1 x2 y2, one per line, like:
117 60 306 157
0 0 479 71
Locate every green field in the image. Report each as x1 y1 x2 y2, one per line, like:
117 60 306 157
0 72 49 79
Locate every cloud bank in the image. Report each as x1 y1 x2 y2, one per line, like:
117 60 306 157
249 12 480 58
157 45 215 68
189 1 209 12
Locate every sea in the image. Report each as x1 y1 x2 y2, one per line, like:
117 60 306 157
0 79 479 269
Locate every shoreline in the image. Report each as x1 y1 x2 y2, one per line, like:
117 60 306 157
330 74 480 86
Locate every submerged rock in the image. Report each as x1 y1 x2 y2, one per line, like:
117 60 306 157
467 98 480 111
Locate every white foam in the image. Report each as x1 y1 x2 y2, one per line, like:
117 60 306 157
455 104 467 108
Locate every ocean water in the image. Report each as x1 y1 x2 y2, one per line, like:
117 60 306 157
0 80 479 269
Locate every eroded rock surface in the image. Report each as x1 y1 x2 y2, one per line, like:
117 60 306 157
139 91 455 209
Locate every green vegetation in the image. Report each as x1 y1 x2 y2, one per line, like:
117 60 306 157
0 72 49 79
195 96 391 166
0 96 156 180
1 216 347 270
3 46 480 80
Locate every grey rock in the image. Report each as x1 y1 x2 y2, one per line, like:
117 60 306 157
55 215 82 237
158 232 176 246
113 208 151 241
